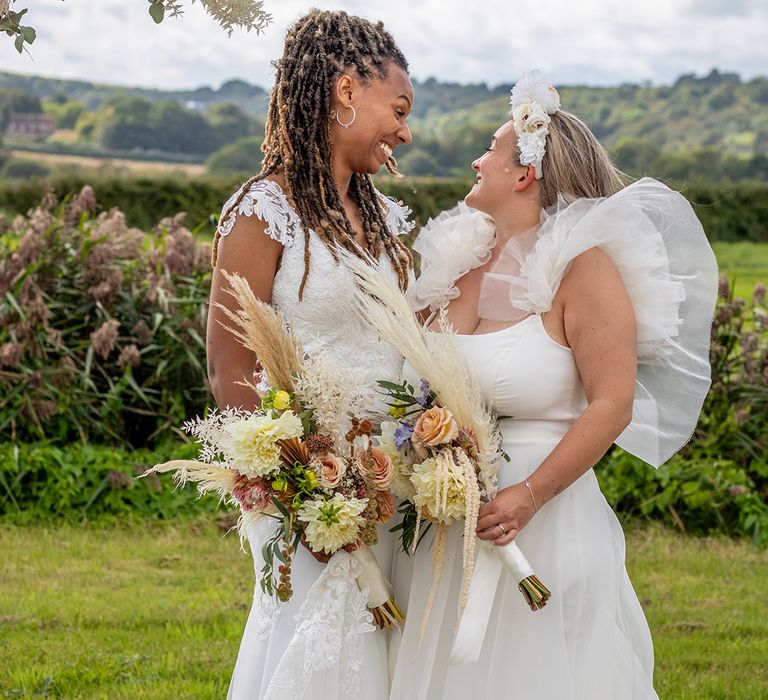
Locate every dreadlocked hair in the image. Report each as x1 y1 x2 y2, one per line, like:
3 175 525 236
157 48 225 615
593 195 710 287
213 9 413 301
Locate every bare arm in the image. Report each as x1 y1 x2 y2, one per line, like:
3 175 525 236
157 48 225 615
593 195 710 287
477 248 637 543
207 214 283 411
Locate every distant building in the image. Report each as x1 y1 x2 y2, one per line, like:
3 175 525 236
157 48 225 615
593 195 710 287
4 113 56 140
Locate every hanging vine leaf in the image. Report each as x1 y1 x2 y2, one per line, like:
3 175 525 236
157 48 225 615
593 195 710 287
2 1 273 53
148 2 166 24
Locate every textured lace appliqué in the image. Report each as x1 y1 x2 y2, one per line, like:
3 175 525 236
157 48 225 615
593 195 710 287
217 179 301 246
263 552 375 699
250 588 282 640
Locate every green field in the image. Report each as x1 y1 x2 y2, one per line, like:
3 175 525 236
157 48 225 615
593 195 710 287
1 522 766 699
713 241 767 300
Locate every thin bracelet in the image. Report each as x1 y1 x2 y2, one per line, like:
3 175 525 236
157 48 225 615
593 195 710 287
523 479 539 512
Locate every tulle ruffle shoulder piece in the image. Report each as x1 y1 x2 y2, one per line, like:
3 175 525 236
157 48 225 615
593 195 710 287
480 177 719 467
408 202 496 313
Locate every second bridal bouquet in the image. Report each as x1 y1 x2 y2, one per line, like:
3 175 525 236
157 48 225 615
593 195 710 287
341 253 550 639
145 271 403 629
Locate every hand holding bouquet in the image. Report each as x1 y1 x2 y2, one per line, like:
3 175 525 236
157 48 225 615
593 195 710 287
144 272 403 628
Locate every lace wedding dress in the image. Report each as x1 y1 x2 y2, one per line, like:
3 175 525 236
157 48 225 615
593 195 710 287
389 179 718 699
215 179 413 700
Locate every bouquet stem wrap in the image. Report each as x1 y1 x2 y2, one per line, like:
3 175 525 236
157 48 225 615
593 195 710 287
450 539 550 665
351 546 404 629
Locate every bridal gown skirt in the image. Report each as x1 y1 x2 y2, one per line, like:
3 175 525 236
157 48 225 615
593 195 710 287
228 517 395 700
389 422 659 700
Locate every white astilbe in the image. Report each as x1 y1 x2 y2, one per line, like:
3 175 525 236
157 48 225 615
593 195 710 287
182 406 250 465
294 352 368 441
193 0 272 35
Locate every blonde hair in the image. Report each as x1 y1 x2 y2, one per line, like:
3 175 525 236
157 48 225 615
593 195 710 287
512 110 625 209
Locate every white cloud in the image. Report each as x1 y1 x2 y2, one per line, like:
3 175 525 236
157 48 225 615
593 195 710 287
0 0 765 90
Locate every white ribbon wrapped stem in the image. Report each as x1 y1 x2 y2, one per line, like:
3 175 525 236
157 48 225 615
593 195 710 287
450 539 536 665
350 545 391 608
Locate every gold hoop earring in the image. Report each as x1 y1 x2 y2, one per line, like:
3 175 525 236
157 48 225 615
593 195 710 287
336 105 356 129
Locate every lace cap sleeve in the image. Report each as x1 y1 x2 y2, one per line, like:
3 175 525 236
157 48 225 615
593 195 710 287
216 179 301 247
377 192 416 236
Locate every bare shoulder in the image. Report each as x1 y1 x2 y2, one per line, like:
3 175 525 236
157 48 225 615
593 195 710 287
562 247 619 287
560 246 635 336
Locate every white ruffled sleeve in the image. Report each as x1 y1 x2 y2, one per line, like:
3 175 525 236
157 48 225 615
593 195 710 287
216 179 302 248
409 202 496 313
480 178 719 467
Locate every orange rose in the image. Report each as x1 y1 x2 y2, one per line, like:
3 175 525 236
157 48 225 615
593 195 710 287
357 446 394 490
412 406 459 448
376 490 396 524
314 453 346 489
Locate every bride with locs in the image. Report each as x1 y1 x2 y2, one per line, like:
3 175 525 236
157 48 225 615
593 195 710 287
372 71 717 698
206 10 414 699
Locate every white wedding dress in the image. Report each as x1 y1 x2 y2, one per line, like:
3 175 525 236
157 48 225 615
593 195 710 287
389 179 718 699
215 178 414 699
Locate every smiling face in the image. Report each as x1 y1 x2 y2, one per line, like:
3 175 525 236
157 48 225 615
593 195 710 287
331 63 413 175
464 120 531 216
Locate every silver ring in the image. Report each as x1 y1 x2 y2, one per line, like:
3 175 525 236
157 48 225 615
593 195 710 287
497 524 506 536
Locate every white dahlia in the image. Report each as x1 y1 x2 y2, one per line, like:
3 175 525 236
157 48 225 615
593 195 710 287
222 410 303 477
298 494 368 554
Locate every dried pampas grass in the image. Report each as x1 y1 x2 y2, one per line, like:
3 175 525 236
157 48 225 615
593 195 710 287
339 251 501 498
215 270 302 393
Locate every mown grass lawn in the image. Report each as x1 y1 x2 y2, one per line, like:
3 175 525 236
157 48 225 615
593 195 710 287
713 241 768 301
1 521 767 699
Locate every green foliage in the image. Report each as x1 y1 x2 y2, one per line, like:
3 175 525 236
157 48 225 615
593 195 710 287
43 98 85 129
98 95 219 155
0 440 218 523
4 69 768 178
597 281 768 546
0 7 36 53
1 175 767 243
0 187 212 446
206 102 261 149
0 157 50 179
206 135 264 175
0 87 42 128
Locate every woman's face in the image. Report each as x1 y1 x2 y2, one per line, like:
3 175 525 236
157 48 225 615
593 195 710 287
465 120 527 215
331 63 414 175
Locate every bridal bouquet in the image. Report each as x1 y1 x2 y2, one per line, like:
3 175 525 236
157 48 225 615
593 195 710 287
341 253 550 638
144 272 403 629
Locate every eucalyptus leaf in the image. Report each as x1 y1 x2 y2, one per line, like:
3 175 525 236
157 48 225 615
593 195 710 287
148 2 165 24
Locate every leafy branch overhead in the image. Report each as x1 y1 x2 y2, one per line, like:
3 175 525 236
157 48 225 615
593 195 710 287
0 0 272 53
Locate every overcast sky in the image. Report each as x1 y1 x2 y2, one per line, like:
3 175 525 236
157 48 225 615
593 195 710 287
1 0 766 91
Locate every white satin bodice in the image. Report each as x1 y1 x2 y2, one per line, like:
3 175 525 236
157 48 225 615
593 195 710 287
451 314 586 426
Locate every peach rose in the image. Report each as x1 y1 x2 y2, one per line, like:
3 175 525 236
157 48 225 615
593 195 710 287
376 489 396 524
314 453 347 489
412 406 459 448
357 446 394 490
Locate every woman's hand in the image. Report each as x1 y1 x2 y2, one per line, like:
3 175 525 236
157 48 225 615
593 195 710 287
475 483 537 546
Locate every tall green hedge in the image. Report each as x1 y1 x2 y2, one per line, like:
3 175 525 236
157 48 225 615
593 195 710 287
0 175 766 242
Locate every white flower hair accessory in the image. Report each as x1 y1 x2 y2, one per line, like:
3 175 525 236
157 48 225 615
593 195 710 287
509 70 561 180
